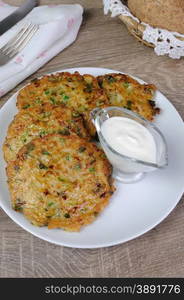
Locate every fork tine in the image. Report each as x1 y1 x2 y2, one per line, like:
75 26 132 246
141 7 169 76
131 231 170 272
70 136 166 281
0 23 39 65
0 23 39 62
7 24 38 57
16 25 38 53
1 23 32 53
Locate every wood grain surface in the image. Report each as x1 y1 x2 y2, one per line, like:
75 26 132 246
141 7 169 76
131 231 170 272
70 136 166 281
0 0 184 278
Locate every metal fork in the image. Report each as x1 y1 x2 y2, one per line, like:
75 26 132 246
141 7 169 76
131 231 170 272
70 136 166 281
0 23 39 66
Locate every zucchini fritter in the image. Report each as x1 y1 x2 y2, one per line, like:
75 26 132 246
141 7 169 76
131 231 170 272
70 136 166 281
6 134 114 231
17 72 109 137
97 73 160 121
3 104 89 162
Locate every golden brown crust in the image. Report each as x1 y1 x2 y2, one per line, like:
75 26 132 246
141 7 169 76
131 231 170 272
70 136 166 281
97 73 159 121
7 134 115 231
128 0 184 34
17 72 109 137
3 103 90 162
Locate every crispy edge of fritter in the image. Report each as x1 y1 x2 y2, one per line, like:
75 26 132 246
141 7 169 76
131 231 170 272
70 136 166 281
47 196 110 231
97 73 160 121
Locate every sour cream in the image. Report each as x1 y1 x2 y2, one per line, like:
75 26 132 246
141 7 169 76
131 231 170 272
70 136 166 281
101 117 156 164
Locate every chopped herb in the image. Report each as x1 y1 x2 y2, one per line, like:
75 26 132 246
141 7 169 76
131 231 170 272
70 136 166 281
78 105 87 112
22 104 30 109
39 162 48 170
67 119 75 125
96 100 105 107
145 87 153 94
84 83 93 93
39 130 48 137
48 202 54 207
42 150 50 155
80 208 87 213
44 90 50 95
123 82 130 88
50 97 56 105
72 111 80 118
58 128 70 136
62 95 70 102
74 164 81 170
20 132 28 143
58 177 65 182
100 153 106 159
89 167 95 173
65 154 71 161
14 198 24 211
14 205 23 211
76 127 83 138
64 213 70 218
78 146 86 153
42 112 52 118
35 98 42 104
107 75 116 83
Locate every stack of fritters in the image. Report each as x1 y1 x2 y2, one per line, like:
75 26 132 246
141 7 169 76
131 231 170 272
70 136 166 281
4 72 114 231
4 71 159 231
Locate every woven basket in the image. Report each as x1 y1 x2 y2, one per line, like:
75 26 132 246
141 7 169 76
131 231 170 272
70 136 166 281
118 12 184 48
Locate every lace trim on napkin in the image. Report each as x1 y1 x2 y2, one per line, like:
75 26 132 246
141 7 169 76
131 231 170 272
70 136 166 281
103 0 184 59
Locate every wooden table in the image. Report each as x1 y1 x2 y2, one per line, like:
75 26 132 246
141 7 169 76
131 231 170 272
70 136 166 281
0 0 184 278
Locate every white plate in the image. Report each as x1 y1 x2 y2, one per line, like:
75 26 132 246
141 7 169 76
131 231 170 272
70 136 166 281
0 67 184 249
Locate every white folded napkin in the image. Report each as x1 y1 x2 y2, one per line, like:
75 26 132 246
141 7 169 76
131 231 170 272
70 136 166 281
0 1 83 97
